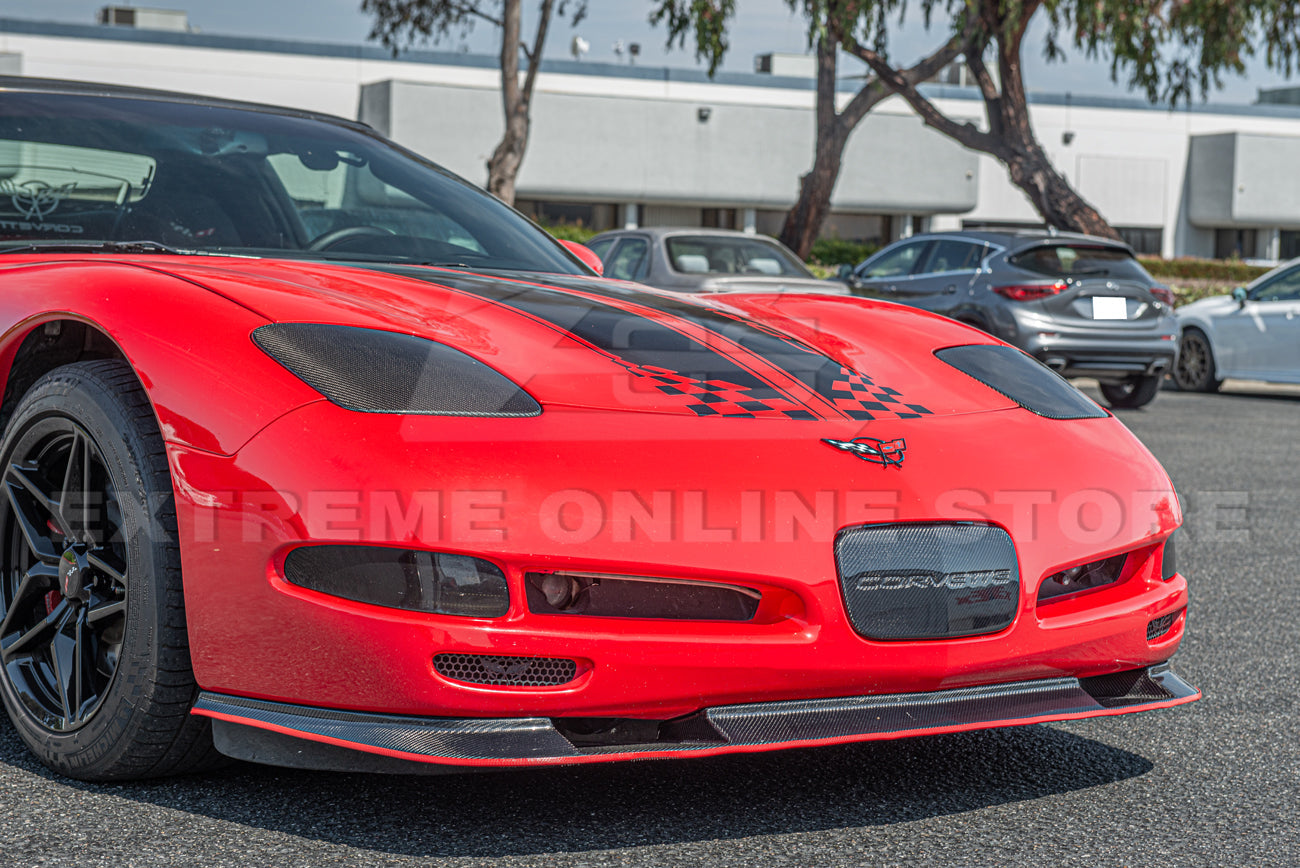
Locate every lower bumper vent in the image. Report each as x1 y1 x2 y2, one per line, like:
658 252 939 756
433 653 578 687
1146 611 1179 641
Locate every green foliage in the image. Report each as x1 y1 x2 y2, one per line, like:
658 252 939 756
808 237 879 267
363 0 588 53
649 0 736 75
539 220 600 243
1138 256 1271 283
1139 256 1271 307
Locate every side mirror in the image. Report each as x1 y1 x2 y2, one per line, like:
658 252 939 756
836 263 854 281
1232 286 1248 308
558 239 604 276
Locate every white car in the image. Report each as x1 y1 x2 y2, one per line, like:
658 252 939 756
1173 258 1300 391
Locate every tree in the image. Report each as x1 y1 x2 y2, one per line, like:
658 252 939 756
654 1 1300 243
779 26 964 258
834 0 1120 238
828 0 1300 239
652 2 975 256
363 0 587 205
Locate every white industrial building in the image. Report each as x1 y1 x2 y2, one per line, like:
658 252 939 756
3 9 1300 261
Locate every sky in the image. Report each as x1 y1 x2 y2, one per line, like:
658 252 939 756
0 0 1294 104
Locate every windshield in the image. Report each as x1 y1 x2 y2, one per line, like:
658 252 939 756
0 91 583 273
1009 244 1150 281
665 235 811 277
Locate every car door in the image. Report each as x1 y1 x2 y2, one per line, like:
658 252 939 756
902 238 988 315
1217 264 1300 380
852 239 932 299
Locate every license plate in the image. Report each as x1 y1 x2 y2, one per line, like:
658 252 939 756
1091 296 1128 320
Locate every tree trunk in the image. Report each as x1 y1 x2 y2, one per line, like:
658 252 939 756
780 133 849 259
486 0 527 205
780 29 967 259
835 2 1122 242
779 37 849 260
984 15 1120 240
997 137 1119 238
487 109 528 206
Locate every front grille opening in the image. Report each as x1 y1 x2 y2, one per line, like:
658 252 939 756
1079 667 1175 708
433 653 578 687
834 522 1020 641
1037 552 1129 604
553 712 725 750
525 571 760 620
1147 609 1181 641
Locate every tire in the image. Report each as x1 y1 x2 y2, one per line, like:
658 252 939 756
1172 329 1222 393
1099 374 1163 409
0 360 219 780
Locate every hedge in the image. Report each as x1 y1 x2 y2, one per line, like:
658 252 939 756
1138 256 1271 283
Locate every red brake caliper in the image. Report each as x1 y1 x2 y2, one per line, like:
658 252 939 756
45 518 64 613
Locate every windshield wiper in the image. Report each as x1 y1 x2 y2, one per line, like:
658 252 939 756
0 240 196 256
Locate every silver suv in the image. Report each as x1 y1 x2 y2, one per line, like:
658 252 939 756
839 230 1179 408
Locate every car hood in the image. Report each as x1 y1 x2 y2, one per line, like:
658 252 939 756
692 275 851 295
1176 295 1236 319
166 257 1018 421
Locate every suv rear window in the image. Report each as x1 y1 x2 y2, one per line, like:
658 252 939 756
1010 245 1151 281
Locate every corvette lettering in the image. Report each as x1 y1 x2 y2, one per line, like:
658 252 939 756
854 568 1015 592
0 219 83 234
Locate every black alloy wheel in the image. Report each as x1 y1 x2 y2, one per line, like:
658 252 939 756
0 417 128 731
0 361 218 780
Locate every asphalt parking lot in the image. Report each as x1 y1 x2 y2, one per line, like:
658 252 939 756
2 381 1297 868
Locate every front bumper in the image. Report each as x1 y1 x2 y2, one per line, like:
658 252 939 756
195 663 1198 772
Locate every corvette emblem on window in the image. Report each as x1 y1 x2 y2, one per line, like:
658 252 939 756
3 180 78 223
821 436 907 467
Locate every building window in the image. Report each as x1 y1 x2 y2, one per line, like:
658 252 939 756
1214 228 1257 260
1280 230 1300 261
1116 227 1163 255
701 208 737 229
515 200 617 232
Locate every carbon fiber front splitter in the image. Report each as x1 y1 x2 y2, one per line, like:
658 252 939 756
194 663 1198 773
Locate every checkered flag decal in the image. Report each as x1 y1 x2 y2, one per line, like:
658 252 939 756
825 366 932 421
617 361 817 419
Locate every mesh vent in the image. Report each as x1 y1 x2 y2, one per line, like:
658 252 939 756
836 522 1020 641
433 653 578 687
253 323 540 416
1147 612 1178 641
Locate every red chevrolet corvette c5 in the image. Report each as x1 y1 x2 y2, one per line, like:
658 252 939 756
0 78 1196 780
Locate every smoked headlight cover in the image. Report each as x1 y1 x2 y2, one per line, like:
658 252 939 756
254 323 541 416
284 545 509 617
936 344 1107 420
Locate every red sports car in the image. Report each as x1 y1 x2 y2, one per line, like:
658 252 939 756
0 78 1196 781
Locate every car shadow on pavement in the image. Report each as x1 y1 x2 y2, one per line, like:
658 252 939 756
1 719 1151 858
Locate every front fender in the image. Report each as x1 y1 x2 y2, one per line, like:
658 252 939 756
0 259 321 455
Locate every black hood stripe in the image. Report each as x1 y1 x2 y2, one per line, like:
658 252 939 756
349 265 933 422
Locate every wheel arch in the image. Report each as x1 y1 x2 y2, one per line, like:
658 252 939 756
0 317 135 436
0 263 322 455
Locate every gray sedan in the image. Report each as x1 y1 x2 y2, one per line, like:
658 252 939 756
586 227 848 295
1173 257 1300 391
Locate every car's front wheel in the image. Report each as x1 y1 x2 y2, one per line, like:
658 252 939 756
0 361 218 780
1098 374 1163 409
1172 329 1222 393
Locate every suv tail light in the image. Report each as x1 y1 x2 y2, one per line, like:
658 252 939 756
1150 284 1175 306
993 281 1068 302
